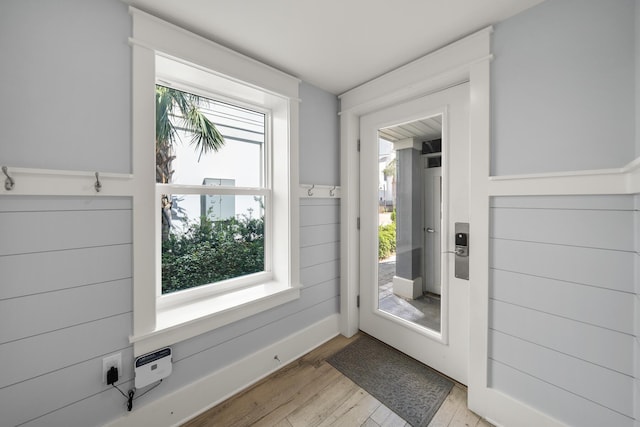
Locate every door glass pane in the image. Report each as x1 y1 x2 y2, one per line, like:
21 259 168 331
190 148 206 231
377 115 442 333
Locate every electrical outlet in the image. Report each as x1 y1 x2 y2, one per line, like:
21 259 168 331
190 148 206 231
102 353 122 385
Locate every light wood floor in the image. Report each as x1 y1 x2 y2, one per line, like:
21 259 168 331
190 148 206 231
182 333 492 427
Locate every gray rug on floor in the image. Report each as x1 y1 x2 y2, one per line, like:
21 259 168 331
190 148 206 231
327 334 453 427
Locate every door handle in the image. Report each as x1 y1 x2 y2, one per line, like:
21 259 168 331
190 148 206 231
444 248 466 256
426 227 435 233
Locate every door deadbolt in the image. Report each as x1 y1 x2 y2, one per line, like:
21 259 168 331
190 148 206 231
454 223 469 280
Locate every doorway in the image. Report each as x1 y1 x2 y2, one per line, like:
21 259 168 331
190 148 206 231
359 83 470 385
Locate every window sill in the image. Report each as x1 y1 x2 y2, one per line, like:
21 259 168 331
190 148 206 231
130 282 300 355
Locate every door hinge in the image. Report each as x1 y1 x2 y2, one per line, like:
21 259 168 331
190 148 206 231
357 217 360 230
357 139 361 152
357 295 360 308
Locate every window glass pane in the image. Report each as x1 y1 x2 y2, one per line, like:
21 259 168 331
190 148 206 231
156 85 265 187
161 194 265 294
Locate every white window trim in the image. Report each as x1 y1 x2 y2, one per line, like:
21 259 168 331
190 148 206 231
129 7 300 356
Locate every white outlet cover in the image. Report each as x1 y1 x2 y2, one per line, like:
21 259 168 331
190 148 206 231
102 353 122 384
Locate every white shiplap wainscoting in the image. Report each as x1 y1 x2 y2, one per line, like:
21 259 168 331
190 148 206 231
485 157 640 427
0 177 341 426
0 196 134 427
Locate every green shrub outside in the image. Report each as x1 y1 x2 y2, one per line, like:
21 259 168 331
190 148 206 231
161 214 264 294
378 222 396 259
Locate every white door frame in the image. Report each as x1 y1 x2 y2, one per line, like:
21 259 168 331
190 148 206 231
339 26 564 427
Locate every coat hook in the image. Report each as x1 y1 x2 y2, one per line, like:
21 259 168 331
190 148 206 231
94 172 102 193
2 166 14 191
307 184 315 197
329 186 336 197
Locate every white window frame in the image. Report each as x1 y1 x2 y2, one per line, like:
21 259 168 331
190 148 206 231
129 7 300 356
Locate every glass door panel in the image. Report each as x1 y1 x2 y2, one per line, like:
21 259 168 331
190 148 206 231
376 115 443 334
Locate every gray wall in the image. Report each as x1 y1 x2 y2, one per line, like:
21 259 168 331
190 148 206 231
299 82 340 185
0 1 340 426
492 0 636 175
637 3 640 156
490 1 639 425
0 0 132 173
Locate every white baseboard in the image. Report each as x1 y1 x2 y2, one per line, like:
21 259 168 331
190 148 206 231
106 314 340 427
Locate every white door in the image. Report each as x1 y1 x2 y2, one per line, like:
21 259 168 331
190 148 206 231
359 83 470 385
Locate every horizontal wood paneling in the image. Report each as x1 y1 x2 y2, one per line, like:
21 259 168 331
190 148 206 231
491 207 634 251
489 360 634 427
0 209 132 256
0 244 132 299
19 390 131 427
299 203 339 227
300 242 340 269
490 299 633 376
489 194 637 427
490 330 634 416
0 313 132 389
0 195 135 427
299 197 340 207
0 347 135 427
170 268 340 364
300 223 340 248
300 259 340 287
491 269 634 334
0 278 132 344
491 238 634 293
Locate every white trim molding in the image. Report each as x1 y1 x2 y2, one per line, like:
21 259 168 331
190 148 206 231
128 8 299 100
0 166 133 196
106 314 340 427
339 27 494 114
488 156 640 196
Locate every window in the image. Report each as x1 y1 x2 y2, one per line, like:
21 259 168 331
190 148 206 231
130 8 300 355
157 86 267 295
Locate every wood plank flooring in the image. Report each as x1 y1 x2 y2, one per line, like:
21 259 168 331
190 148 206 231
182 334 492 427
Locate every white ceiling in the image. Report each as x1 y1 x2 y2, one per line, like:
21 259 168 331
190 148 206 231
123 0 544 95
